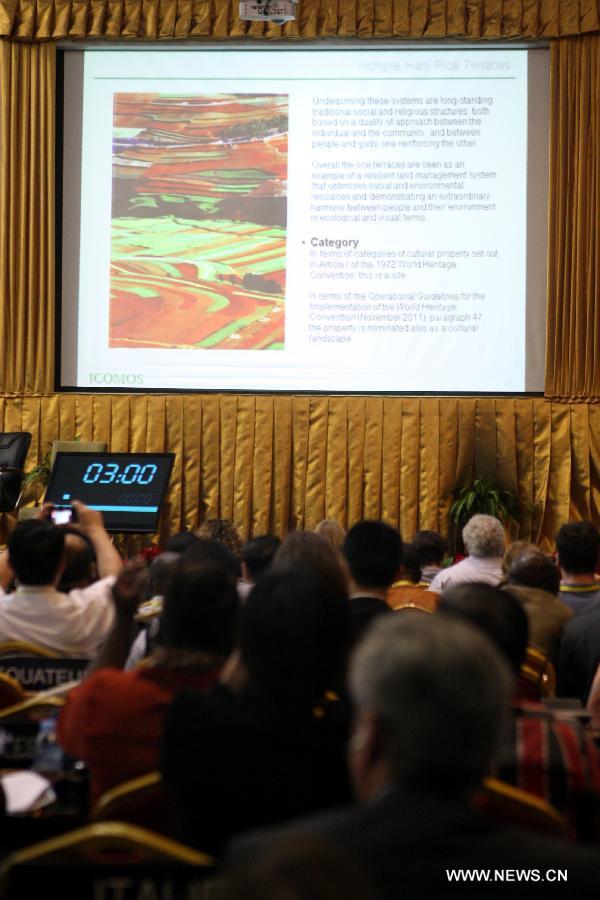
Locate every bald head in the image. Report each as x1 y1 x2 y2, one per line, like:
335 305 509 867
507 550 560 596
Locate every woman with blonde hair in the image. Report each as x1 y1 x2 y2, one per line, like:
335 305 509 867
314 519 346 553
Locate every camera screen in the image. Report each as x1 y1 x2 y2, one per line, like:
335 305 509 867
51 507 73 525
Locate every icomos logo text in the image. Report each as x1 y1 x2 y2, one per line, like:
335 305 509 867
89 372 144 386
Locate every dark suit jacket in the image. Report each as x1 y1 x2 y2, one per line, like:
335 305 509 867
502 584 572 657
349 594 392 640
230 788 600 898
557 607 600 702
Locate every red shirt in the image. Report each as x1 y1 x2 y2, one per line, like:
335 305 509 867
57 665 221 805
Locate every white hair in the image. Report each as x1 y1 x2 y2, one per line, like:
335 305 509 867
462 514 505 559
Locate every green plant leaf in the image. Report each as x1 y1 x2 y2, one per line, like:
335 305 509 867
448 475 517 526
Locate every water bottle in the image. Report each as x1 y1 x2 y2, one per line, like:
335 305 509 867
33 717 64 772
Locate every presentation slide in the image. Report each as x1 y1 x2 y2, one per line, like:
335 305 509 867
60 47 548 393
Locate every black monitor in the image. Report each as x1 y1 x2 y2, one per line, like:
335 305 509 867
45 452 175 533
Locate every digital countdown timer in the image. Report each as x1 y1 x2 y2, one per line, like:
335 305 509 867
82 462 158 486
45 452 175 533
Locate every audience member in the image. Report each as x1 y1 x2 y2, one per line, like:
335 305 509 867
0 502 122 657
231 615 600 897
501 540 537 577
57 526 98 593
126 537 241 668
555 522 600 615
429 515 504 594
58 557 238 804
439 583 600 841
439 584 528 675
314 520 347 553
124 551 180 668
272 530 343 573
197 518 243 562
557 608 600 703
386 543 437 612
161 563 354 856
142 551 180 601
184 536 242 578
166 530 202 555
271 530 349 609
412 530 448 584
239 535 281 599
342 520 400 636
502 550 571 657
505 548 560 594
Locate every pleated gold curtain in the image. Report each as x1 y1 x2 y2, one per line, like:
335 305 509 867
546 34 600 401
2 1 600 544
0 40 55 394
1 0 600 40
2 394 599 548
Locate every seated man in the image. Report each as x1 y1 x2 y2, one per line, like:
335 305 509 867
429 514 505 594
230 616 600 897
57 526 98 593
58 558 238 804
386 542 437 612
0 502 122 657
557 605 600 704
502 549 572 657
342 520 400 637
555 521 600 615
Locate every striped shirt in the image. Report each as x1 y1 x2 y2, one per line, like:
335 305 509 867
492 701 600 842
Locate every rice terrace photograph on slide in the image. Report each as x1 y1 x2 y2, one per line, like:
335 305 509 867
109 93 288 351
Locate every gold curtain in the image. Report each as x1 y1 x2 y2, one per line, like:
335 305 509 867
1 0 600 40
0 40 55 394
546 34 600 401
3 394 599 548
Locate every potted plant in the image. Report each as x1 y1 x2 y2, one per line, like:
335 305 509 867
21 448 53 504
19 438 103 517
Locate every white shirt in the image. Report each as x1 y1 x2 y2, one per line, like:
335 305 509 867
429 557 504 595
0 578 115 658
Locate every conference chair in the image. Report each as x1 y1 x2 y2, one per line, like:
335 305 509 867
0 433 32 512
519 646 557 700
92 771 178 838
476 776 567 837
0 821 215 899
0 641 57 658
0 691 71 723
0 677 34 776
0 685 74 769
0 642 88 692
0 673 27 711
392 602 434 614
